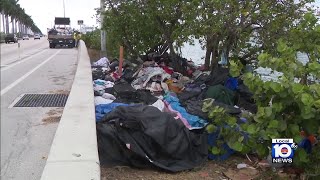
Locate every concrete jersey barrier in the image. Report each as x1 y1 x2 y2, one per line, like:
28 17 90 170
40 40 100 180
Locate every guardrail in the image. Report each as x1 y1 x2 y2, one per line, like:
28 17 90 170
40 40 100 180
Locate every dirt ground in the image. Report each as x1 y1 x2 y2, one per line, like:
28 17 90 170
100 155 298 180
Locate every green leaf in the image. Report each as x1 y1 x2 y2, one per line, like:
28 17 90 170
272 103 283 112
277 40 288 53
257 53 270 62
278 120 287 132
206 124 217 133
229 141 243 152
238 136 244 143
301 106 315 119
259 130 269 140
268 120 279 128
301 93 314 105
211 146 220 155
292 83 304 94
247 124 257 134
314 99 320 108
256 144 268 157
301 118 319 134
265 107 273 117
270 82 282 93
227 117 237 126
294 148 309 163
289 124 300 135
293 135 303 144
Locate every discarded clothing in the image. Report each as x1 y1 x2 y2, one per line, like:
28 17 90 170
102 93 116 100
95 103 131 122
93 57 110 67
97 105 208 172
94 96 113 106
131 67 170 90
94 79 115 88
163 94 208 129
150 99 165 111
163 101 192 129
113 89 158 105
206 85 235 106
225 77 238 91
93 84 106 96
92 68 107 80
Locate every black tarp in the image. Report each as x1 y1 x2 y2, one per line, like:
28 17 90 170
97 105 208 172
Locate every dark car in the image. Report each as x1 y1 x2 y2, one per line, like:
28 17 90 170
5 34 18 43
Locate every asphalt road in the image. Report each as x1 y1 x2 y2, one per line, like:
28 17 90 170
0 38 79 180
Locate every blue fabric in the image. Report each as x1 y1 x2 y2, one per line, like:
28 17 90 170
208 131 234 160
163 93 208 128
298 138 312 154
208 122 249 161
225 77 238 91
94 80 106 86
95 103 131 122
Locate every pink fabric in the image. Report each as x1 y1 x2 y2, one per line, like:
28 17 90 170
163 101 192 129
161 66 174 75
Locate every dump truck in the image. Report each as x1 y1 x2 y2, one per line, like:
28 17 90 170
47 17 75 48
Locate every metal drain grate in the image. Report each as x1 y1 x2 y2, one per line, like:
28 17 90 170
13 94 69 107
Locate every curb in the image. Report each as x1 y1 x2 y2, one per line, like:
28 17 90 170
40 40 100 180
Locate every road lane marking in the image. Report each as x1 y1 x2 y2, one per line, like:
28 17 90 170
1 50 62 96
1 48 48 72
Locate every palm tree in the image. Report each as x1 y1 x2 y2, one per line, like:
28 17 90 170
0 0 42 34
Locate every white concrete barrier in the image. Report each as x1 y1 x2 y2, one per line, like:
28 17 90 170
41 41 100 180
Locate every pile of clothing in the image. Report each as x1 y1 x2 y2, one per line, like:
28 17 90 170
91 55 257 172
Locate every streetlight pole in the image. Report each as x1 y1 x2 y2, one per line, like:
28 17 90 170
63 0 66 18
100 0 107 54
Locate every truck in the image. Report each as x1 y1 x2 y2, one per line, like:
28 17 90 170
47 17 75 48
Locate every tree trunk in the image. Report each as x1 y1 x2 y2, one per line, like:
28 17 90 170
210 37 220 72
205 35 214 69
1 12 5 33
11 17 15 33
19 22 22 34
14 20 17 34
168 40 175 56
5 15 9 34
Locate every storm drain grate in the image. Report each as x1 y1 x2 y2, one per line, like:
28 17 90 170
13 94 69 107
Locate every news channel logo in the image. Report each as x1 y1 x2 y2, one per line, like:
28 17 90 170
272 138 298 164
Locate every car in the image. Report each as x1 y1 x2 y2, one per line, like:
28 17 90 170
5 34 18 43
34 34 40 40
22 35 29 40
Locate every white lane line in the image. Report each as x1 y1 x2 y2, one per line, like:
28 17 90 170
1 48 48 72
1 50 62 96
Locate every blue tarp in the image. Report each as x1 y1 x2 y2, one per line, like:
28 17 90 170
163 93 208 129
95 103 131 122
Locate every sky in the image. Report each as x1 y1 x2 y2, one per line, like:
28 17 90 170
18 0 100 33
1 0 320 34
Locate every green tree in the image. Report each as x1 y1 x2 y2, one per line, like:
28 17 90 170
226 12 320 175
101 0 187 59
184 0 314 71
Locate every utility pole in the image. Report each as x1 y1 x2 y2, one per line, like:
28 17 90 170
100 0 107 54
63 0 66 17
63 0 66 29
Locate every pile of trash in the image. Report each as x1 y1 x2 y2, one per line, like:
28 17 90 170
91 55 257 172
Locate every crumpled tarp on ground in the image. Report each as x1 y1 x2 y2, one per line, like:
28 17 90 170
97 105 208 172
